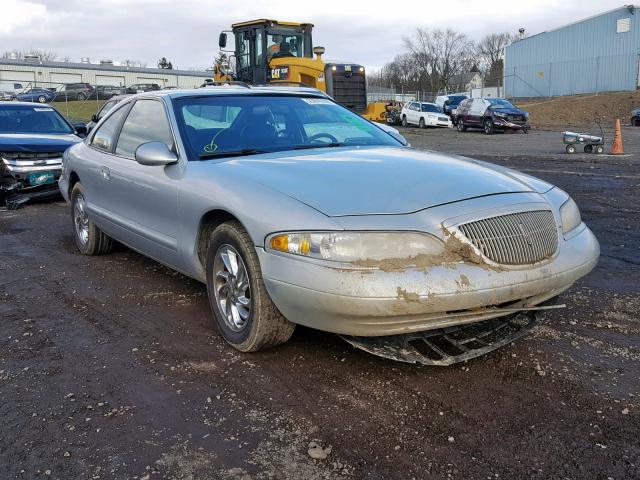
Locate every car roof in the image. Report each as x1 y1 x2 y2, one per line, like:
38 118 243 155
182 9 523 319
139 85 330 101
0 101 57 107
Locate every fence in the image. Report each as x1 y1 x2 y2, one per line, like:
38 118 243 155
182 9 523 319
366 87 440 104
0 78 198 122
367 83 504 104
504 53 639 99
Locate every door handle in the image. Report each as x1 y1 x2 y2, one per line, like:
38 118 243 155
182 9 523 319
100 166 111 181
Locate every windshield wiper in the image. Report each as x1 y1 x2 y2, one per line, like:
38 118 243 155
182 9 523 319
292 142 346 150
198 148 271 160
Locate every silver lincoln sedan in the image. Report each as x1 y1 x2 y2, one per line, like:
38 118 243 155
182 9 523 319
59 86 599 363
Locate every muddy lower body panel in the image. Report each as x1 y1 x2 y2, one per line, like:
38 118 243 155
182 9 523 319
341 312 538 366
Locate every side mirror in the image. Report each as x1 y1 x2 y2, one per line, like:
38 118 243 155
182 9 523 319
91 114 99 122
74 124 88 136
135 141 178 166
219 32 227 49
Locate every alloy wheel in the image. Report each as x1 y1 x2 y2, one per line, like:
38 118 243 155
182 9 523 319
213 244 251 332
73 193 89 245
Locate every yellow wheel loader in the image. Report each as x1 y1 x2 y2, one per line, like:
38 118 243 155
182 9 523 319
216 19 388 121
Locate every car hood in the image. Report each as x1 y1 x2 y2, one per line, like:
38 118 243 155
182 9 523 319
492 107 528 116
0 133 81 153
219 146 543 216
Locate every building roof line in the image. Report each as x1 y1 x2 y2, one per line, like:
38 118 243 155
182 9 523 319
0 58 212 78
509 4 638 47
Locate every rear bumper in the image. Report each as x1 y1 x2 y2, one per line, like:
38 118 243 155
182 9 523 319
259 225 599 337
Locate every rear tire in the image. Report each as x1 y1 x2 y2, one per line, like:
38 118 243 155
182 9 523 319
206 221 295 352
632 116 640 127
37 95 46 103
71 183 114 255
418 117 425 129
401 115 407 127
483 118 495 135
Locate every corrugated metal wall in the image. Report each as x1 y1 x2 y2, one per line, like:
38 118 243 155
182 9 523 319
504 7 640 98
0 62 211 89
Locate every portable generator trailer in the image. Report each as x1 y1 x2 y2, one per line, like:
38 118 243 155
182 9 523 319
215 19 388 121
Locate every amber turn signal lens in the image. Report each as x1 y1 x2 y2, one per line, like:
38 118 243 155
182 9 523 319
270 235 289 251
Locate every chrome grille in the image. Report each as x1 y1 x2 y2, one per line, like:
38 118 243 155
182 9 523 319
1 151 63 160
458 210 558 265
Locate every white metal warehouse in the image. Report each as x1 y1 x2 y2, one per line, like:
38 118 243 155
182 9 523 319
504 5 640 98
0 58 212 90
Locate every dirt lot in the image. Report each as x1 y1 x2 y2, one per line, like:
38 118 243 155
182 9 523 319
1 125 639 479
519 90 640 130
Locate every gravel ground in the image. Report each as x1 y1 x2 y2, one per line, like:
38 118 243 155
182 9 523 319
1 125 639 479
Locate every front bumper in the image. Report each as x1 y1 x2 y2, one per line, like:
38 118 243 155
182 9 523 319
1 155 62 186
259 224 599 336
494 118 530 130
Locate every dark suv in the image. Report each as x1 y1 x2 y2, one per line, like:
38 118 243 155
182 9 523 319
54 83 95 101
456 98 530 134
125 83 162 94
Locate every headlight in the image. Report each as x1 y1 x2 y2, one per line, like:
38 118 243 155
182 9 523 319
493 111 508 118
266 231 444 262
559 197 581 233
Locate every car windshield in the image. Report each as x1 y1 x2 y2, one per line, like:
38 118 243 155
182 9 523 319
421 104 442 113
174 95 401 159
0 105 73 134
487 98 516 109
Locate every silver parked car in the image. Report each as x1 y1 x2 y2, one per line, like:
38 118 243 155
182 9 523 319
58 86 599 361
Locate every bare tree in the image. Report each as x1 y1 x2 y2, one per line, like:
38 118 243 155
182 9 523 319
123 59 148 68
476 32 517 87
2 49 58 61
403 28 475 93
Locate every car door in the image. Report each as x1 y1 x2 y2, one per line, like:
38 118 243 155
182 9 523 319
407 102 417 125
467 99 487 126
85 102 132 216
97 98 181 266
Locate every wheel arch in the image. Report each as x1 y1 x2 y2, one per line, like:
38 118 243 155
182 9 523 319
68 171 81 197
195 209 244 271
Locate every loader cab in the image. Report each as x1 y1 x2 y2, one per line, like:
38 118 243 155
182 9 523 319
223 19 313 85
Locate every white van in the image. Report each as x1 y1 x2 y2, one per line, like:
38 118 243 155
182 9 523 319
0 82 26 95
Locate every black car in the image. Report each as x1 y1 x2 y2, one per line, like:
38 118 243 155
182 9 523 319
0 102 84 207
125 83 162 94
91 85 126 100
455 97 530 134
54 83 95 101
85 94 132 132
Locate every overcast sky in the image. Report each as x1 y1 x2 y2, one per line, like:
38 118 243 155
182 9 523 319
2 0 627 71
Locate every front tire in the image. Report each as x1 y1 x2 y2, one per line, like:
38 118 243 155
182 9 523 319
566 144 576 154
71 183 114 255
401 115 407 127
418 117 425 129
632 116 640 127
483 118 495 135
206 221 295 352
457 119 467 132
